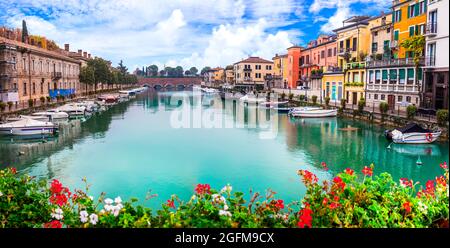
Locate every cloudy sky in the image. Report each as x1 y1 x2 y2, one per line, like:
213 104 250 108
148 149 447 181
0 0 391 71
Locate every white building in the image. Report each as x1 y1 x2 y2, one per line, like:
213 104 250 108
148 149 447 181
423 0 449 110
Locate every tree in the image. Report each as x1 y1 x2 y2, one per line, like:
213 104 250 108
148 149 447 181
87 58 111 93
184 70 191 76
22 20 28 43
189 67 198 76
200 66 211 75
401 35 426 106
79 65 95 95
117 60 128 75
175 66 184 77
159 70 166 77
147 65 158 77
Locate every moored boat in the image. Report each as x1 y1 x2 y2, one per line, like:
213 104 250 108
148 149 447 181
6 115 50 122
0 118 58 136
385 123 441 144
36 110 70 121
56 104 86 117
239 94 266 104
289 107 337 117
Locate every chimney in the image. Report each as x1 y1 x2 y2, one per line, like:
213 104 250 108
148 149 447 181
88 53 91 59
78 49 82 55
83 51 87 58
64 44 70 51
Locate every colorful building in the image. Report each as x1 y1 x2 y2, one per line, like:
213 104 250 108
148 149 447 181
272 53 288 88
334 16 372 105
224 65 235 85
287 46 302 89
233 56 273 91
423 0 448 110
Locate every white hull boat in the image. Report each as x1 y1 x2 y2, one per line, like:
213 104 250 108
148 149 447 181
6 115 50 122
202 88 219 94
385 123 442 144
239 94 266 103
57 104 86 117
289 107 337 118
0 118 58 136
32 111 69 121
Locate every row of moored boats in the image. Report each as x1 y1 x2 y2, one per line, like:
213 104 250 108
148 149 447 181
0 87 147 136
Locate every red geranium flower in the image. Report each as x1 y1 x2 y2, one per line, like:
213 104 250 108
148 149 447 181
332 176 346 191
44 220 62 228
297 206 313 228
298 170 318 185
400 178 413 188
436 176 446 187
344 168 354 175
362 166 373 176
10 167 17 174
274 199 284 209
166 199 175 209
440 162 447 169
322 197 328 205
49 180 71 206
321 162 328 171
402 201 412 213
195 184 211 195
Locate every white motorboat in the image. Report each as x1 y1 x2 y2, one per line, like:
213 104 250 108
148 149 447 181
385 123 441 144
0 118 58 136
6 115 50 122
224 92 244 100
202 88 219 94
289 107 337 117
56 104 86 117
32 110 69 121
239 94 266 103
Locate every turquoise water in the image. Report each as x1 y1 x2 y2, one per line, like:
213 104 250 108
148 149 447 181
0 89 448 208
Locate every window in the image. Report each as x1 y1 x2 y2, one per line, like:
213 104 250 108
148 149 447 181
389 69 397 84
398 95 403 102
368 94 371 100
369 71 374 84
375 70 381 84
394 30 399 40
406 96 411 102
409 26 415 37
352 38 357 51
328 48 332 57
306 55 309 64
399 69 406 84
23 82 27 96
23 58 26 71
321 50 325 59
372 42 378 53
12 57 16 70
333 47 337 56
394 9 402 23
408 4 415 18
374 94 378 100
387 27 391 33
374 31 378 36
382 70 388 84
419 1 425 15
407 68 414 84
381 94 385 100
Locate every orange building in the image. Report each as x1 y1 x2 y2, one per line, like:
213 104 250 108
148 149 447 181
287 45 302 88
298 35 338 81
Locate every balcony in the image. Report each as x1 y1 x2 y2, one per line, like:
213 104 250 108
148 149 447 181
52 71 62 80
425 56 436 67
344 61 366 70
424 23 437 37
390 40 398 49
243 77 253 82
337 47 351 56
324 66 343 73
243 68 252 72
366 57 424 68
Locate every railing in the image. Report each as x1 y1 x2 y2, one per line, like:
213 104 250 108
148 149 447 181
243 68 252 72
366 57 424 68
425 56 436 67
344 61 366 70
325 66 343 73
425 23 437 35
338 47 351 55
390 40 398 49
243 77 252 82
51 71 62 80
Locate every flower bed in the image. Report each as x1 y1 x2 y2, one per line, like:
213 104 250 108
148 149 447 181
0 163 448 228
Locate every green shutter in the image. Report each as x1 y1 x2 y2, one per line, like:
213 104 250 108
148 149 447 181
424 1 427 13
392 11 395 23
394 30 399 40
382 70 388 80
415 3 420 16
399 10 402 21
409 26 415 37
407 5 411 18
389 69 397 79
415 25 419 35
399 69 406 79
407 68 414 79
418 68 423 80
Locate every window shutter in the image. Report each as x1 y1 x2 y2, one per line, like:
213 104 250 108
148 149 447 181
409 26 415 37
407 68 414 79
389 69 397 79
399 10 402 21
415 25 419 35
394 30 399 40
424 1 427 13
399 69 406 79
382 70 388 80
407 6 411 18
415 3 420 16
392 12 396 22
418 68 423 80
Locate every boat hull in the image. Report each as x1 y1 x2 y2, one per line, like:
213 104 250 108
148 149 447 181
0 126 57 136
392 132 441 144
290 109 337 118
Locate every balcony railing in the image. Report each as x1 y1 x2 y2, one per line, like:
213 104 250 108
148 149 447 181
243 77 252 82
366 57 424 68
338 47 352 56
324 66 343 73
425 23 437 36
425 56 436 67
243 68 252 72
390 40 398 49
344 61 366 70
52 71 62 80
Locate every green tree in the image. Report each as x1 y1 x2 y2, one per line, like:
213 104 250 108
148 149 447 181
401 35 426 106
201 66 211 75
189 67 198 76
175 66 184 77
147 65 158 77
22 20 28 43
79 65 95 95
87 58 111 92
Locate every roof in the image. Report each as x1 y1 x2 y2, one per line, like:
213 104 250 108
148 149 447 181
332 21 369 33
287 45 303 50
234 56 273 64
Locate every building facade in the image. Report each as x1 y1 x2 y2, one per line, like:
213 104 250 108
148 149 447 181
423 0 448 110
233 56 273 90
0 36 81 104
272 54 288 88
224 65 235 85
287 46 302 89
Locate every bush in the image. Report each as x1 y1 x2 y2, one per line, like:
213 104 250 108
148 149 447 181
311 95 317 105
7 101 13 111
280 92 286 100
357 98 365 113
28 99 34 107
325 97 330 107
436 109 448 126
288 93 294 100
46 96 51 103
379 102 389 114
340 99 346 110
0 102 6 112
0 163 448 228
406 105 417 119
299 94 305 101
40 96 46 104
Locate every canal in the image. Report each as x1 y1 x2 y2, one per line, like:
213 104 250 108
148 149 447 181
0 89 448 208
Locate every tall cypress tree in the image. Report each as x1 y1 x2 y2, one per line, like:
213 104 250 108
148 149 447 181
22 20 28 43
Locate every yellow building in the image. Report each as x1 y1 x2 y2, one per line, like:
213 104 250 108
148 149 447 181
391 0 427 58
322 71 344 104
272 54 288 88
233 56 274 90
213 67 224 82
333 16 372 105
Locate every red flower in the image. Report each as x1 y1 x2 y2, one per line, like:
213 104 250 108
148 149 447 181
166 199 175 209
49 180 71 206
298 170 319 185
44 220 62 228
274 199 284 209
329 202 340 210
436 176 446 187
195 184 211 195
10 167 17 174
50 180 63 194
402 201 412 213
322 197 328 205
297 206 313 228
362 166 373 176
344 168 354 176
440 162 448 170
321 162 328 171
332 176 346 191
400 178 413 188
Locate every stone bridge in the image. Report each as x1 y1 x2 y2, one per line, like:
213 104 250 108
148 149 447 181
137 77 202 89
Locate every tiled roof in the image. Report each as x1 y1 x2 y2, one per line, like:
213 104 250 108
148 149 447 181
235 56 273 64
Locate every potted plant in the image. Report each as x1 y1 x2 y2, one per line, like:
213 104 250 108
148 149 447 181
325 97 330 108
406 105 417 119
436 109 448 127
7 101 13 111
379 102 389 122
311 95 317 105
0 101 6 112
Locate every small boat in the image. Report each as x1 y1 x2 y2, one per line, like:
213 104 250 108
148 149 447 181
385 123 441 144
239 94 266 104
289 107 337 118
202 88 219 94
6 115 50 122
32 110 69 121
56 104 86 117
261 101 291 113
0 118 58 136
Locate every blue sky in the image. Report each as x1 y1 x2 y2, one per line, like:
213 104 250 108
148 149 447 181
0 0 391 71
